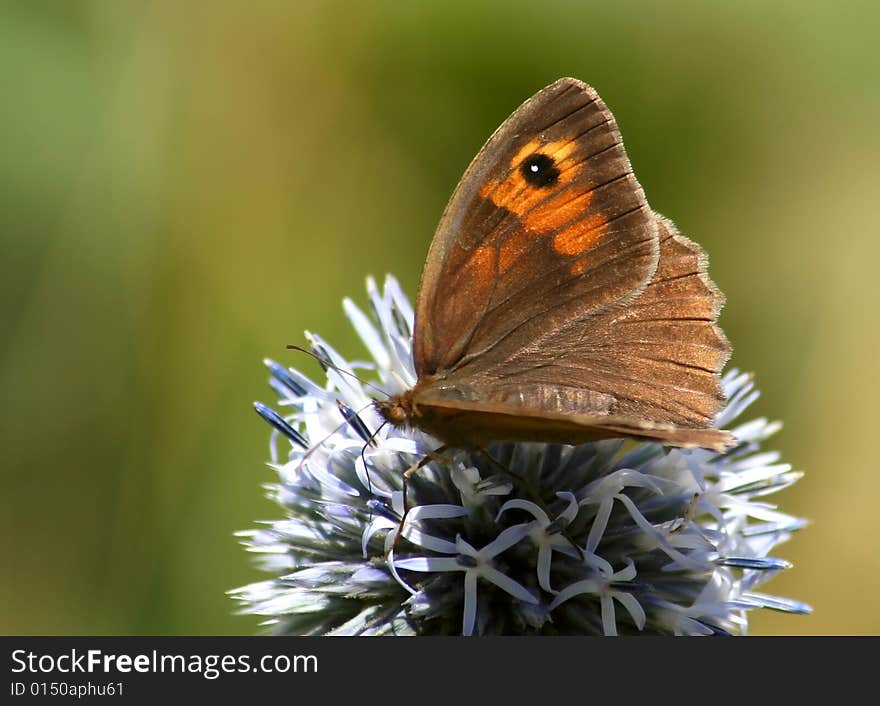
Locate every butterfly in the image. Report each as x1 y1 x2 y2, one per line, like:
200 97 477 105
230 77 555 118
375 77 733 452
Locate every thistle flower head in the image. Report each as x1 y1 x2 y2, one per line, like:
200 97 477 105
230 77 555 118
231 276 810 635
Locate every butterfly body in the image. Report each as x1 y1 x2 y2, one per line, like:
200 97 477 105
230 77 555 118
376 78 733 452
377 389 650 448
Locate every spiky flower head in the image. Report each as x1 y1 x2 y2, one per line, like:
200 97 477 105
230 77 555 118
231 276 810 635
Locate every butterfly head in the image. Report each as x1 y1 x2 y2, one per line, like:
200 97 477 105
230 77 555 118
374 390 417 429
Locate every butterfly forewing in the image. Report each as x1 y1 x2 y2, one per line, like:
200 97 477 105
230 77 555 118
414 78 659 378
388 77 733 452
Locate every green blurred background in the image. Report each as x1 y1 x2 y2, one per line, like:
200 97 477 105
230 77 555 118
2 0 877 635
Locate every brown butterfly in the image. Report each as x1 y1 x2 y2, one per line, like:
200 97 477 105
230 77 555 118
375 77 733 452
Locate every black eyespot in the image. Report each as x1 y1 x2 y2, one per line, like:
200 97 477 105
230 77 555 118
519 153 559 188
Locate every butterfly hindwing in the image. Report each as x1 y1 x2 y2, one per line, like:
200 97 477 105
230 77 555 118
413 213 731 449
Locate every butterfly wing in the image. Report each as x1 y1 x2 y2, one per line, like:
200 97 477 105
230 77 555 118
413 214 732 450
414 77 659 378
411 78 731 450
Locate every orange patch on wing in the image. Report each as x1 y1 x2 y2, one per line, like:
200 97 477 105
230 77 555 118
462 245 496 291
532 138 579 166
479 138 584 218
511 139 544 167
480 177 521 209
552 213 608 256
510 137 578 168
498 229 533 273
522 190 593 233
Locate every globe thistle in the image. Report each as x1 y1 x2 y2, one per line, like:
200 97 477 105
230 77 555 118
230 275 811 635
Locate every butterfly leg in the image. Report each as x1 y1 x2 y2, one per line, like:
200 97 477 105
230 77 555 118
384 445 451 558
477 447 536 498
670 493 701 534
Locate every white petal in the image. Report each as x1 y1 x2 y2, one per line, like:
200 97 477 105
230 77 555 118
615 493 660 535
585 498 613 553
361 516 396 558
401 525 459 554
613 591 646 630
355 455 392 499
381 437 423 455
582 551 614 578
302 458 360 498
408 504 468 521
718 388 760 427
478 524 531 558
462 571 478 636
601 594 618 636
549 579 600 610
343 297 391 370
556 491 580 523
455 535 478 558
613 558 637 582
729 417 771 443
496 498 549 525
536 545 556 594
394 556 462 572
387 338 417 387
384 274 415 332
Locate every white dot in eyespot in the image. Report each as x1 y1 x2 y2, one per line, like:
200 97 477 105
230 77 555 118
530 164 539 172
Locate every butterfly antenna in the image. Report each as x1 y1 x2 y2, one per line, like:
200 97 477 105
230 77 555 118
286 344 391 399
358 419 390 529
335 400 387 499
360 420 389 496
334 401 395 532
